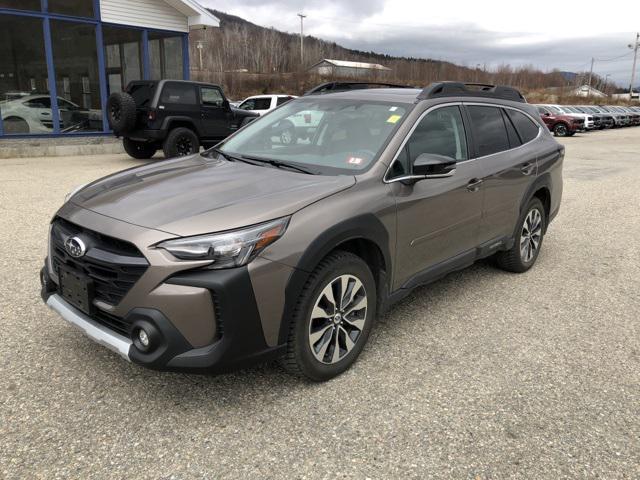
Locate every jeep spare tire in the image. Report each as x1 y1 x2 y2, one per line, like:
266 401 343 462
107 92 137 134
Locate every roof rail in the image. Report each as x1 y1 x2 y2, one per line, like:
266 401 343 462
417 82 527 103
303 81 414 96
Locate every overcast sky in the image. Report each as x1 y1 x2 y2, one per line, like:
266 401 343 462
201 0 639 86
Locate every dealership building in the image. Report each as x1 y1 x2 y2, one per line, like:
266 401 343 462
0 0 219 138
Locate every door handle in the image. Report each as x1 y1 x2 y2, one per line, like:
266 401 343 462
521 162 535 176
467 178 483 192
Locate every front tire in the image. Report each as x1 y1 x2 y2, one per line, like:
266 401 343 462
553 123 570 137
496 198 546 273
281 251 376 382
123 138 157 159
162 127 200 158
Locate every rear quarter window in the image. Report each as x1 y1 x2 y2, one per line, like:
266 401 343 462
506 109 540 144
160 82 197 105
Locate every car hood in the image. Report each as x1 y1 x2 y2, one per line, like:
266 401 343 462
71 154 355 237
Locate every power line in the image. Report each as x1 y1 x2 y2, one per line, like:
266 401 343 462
594 51 634 62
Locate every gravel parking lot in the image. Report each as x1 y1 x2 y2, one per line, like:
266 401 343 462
1 128 639 479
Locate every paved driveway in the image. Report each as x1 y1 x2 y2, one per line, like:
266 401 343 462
1 129 639 479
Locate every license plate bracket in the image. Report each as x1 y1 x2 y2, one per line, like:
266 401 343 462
59 265 94 315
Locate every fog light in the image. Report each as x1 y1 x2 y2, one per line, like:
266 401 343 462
138 329 150 348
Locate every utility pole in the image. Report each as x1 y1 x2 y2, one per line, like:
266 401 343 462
629 32 640 100
587 57 594 97
297 13 307 68
196 41 204 71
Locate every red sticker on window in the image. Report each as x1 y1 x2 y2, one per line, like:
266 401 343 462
348 157 363 165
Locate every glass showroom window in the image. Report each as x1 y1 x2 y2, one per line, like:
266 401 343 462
0 0 41 11
149 32 184 80
0 15 51 135
48 0 95 18
103 27 143 95
50 20 103 132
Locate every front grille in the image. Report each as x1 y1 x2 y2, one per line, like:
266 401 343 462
51 217 148 307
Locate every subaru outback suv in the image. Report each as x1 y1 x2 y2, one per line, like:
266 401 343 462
41 82 564 381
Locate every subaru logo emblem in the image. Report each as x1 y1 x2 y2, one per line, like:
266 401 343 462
64 236 86 258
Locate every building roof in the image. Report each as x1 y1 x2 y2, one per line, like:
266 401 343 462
164 0 220 29
310 59 391 71
574 84 605 97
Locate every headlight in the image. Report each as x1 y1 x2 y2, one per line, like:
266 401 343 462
157 217 290 269
65 183 88 203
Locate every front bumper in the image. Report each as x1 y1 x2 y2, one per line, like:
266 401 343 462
41 263 285 373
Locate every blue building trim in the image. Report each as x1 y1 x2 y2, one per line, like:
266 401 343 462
0 2 193 139
142 29 151 80
95 23 109 133
42 17 61 134
183 34 190 80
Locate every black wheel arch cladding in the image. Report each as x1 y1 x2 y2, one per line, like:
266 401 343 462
277 213 391 345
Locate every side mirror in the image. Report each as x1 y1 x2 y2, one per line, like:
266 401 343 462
222 99 231 110
413 153 456 177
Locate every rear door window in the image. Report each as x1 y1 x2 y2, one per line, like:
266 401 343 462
160 82 197 105
506 109 540 143
276 96 294 106
467 105 510 157
252 97 272 110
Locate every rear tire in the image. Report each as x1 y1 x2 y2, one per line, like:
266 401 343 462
162 127 200 158
106 92 137 134
123 138 157 159
496 198 546 273
3 116 30 134
280 251 376 382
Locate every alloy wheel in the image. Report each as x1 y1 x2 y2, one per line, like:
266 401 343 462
176 136 194 155
520 208 542 263
308 274 368 365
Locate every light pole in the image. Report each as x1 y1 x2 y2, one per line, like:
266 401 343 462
604 74 611 95
629 32 640 100
297 13 307 68
587 57 595 97
196 41 204 71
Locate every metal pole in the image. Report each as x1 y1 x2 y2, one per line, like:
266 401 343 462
587 57 594 98
298 13 306 68
629 32 639 100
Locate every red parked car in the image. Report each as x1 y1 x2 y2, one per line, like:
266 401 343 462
536 105 584 137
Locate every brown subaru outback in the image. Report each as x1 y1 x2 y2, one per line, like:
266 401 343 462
41 82 564 381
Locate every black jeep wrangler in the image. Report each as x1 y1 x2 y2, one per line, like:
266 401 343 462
106 80 259 159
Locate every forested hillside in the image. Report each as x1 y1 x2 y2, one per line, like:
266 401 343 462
189 10 602 100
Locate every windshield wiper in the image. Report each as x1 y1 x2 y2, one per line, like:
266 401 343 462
240 155 317 175
208 147 256 166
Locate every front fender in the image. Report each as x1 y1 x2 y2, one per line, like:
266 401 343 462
276 214 392 345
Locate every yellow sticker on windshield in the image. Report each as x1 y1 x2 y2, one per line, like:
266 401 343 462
387 114 402 124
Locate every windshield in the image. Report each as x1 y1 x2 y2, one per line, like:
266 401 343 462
564 106 579 113
218 98 410 175
548 106 563 114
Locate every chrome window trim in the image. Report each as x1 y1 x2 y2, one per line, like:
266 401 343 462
383 101 543 184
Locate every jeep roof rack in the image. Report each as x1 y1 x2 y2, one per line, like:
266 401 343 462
303 81 414 96
417 82 527 103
